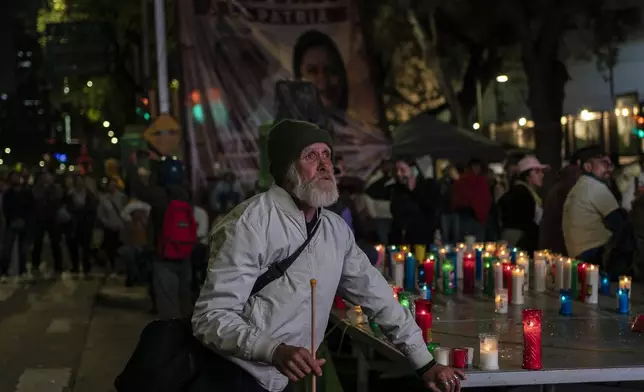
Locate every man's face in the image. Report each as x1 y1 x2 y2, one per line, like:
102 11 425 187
300 46 342 109
583 156 611 181
288 142 338 208
395 161 413 182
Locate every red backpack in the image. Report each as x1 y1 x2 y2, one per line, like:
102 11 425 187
157 200 198 260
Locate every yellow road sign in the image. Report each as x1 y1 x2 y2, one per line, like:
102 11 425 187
143 114 181 156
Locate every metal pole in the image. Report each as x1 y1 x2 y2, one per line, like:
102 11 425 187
154 0 170 114
141 0 150 80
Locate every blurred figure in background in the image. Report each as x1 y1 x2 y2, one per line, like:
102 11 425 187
451 159 491 242
120 198 151 287
438 164 459 244
0 171 32 280
31 172 64 276
364 160 393 244
499 156 548 253
66 176 98 277
209 172 243 216
97 179 128 274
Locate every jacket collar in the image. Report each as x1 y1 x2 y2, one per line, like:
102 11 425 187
269 184 322 222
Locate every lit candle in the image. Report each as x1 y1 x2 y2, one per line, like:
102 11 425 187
522 309 543 370
456 244 465 280
427 342 440 356
419 283 431 300
392 252 405 287
415 299 432 342
442 258 455 295
392 285 403 300
404 252 417 292
563 259 572 290
498 249 509 264
388 245 398 276
577 262 587 301
555 257 564 290
559 289 572 316
493 262 504 292
434 347 451 366
617 288 630 314
463 251 476 295
511 267 525 305
422 255 437 288
414 244 426 262
570 260 579 299
485 242 497 254
533 258 546 292
400 245 410 253
600 271 611 295
495 288 508 314
398 291 410 308
475 247 483 281
479 333 499 370
484 260 495 296
516 256 530 292
503 263 513 303
533 250 546 262
374 245 386 274
509 247 517 264
619 276 632 299
585 265 599 304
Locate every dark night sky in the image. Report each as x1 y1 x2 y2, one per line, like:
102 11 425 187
0 2 17 95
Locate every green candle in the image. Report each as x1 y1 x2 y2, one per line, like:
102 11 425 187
427 342 441 355
442 260 455 295
484 261 494 296
571 259 579 299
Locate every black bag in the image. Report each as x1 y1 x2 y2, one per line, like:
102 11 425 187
115 220 320 392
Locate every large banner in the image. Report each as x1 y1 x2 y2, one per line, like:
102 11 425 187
179 0 390 187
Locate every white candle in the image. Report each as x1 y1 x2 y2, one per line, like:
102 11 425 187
392 253 405 288
493 262 503 291
479 334 499 370
555 257 564 290
465 347 474 366
516 256 530 292
498 249 509 264
434 347 451 366
465 236 476 250
495 289 508 314
511 267 524 305
563 259 572 290
456 248 464 280
534 258 546 292
586 265 599 304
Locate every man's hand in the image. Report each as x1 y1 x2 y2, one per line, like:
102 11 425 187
421 363 465 392
272 344 326 382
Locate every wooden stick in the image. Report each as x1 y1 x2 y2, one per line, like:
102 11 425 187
310 279 317 392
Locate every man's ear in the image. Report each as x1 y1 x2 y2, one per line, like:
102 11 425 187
582 162 591 173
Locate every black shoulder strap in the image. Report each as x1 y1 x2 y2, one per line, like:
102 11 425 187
250 219 321 296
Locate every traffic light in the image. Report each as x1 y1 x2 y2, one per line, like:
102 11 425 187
136 94 151 121
189 88 228 125
633 115 644 138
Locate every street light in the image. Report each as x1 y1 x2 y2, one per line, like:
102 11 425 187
103 121 110 128
111 137 118 144
4 148 10 154
69 165 75 172
39 161 45 167
496 75 509 83
518 117 527 127
107 130 115 137
473 122 481 130
87 81 93 87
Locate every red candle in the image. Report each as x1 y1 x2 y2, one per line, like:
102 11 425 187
423 256 436 288
415 307 433 342
578 263 588 301
392 285 403 299
522 309 543 370
463 252 475 295
503 263 513 303
451 348 468 369
333 295 347 309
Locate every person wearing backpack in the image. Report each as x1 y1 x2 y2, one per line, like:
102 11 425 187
191 120 464 392
128 156 197 319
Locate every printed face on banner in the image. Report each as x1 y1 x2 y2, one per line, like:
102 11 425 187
184 0 389 184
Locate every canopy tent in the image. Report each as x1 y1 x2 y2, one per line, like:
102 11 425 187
392 113 506 164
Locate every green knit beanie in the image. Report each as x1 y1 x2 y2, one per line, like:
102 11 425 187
267 119 334 185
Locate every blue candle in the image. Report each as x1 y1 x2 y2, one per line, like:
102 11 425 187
404 252 416 291
387 246 398 278
475 248 483 281
510 247 518 264
617 288 630 314
559 289 572 316
447 251 458 291
600 272 611 295
419 283 431 300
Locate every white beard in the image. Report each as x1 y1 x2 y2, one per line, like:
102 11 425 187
287 165 339 208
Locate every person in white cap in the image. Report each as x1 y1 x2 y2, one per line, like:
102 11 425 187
498 155 549 252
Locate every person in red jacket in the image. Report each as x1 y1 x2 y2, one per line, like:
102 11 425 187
451 159 492 242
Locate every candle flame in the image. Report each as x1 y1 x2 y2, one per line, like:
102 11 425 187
401 246 409 252
375 245 383 251
590 265 595 270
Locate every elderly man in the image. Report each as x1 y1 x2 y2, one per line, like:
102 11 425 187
192 120 464 392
